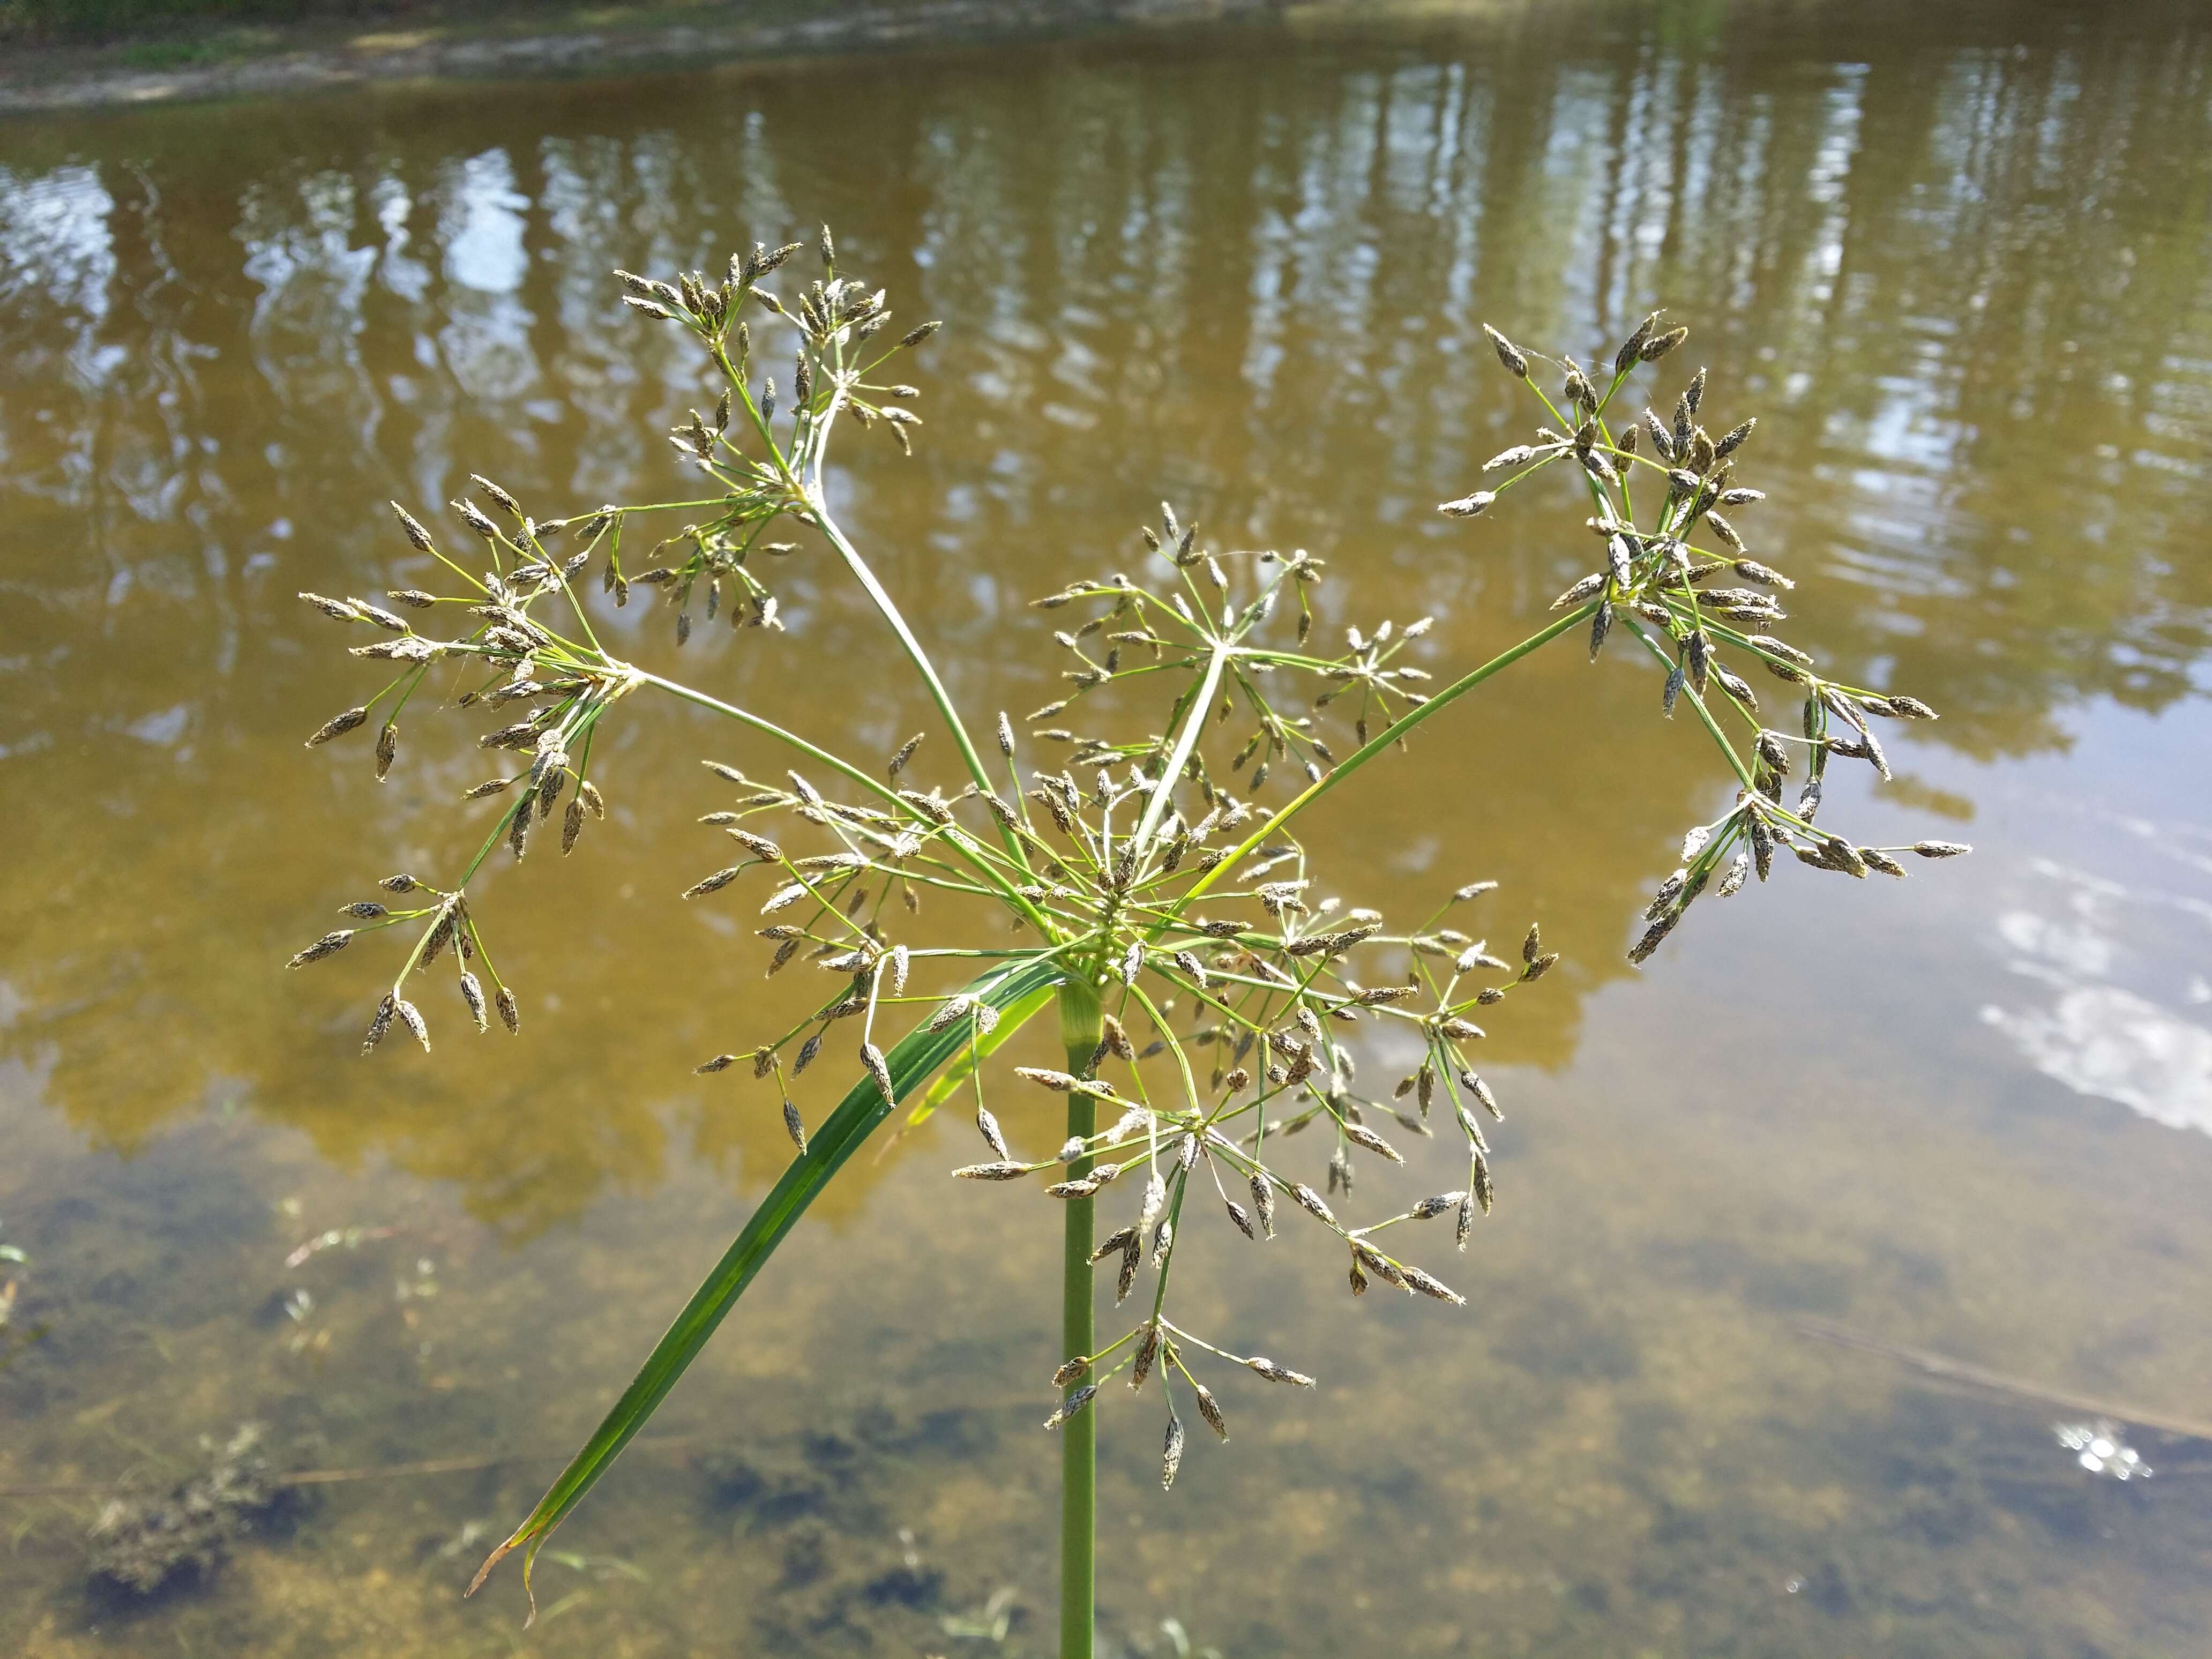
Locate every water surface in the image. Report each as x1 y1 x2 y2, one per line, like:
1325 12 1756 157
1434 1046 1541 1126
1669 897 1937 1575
5 2 2212 1654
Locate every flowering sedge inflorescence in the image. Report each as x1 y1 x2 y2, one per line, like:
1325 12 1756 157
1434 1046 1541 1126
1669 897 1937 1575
672 515 1556 1483
287 233 1968 1514
1443 317 1968 962
287 228 946 1052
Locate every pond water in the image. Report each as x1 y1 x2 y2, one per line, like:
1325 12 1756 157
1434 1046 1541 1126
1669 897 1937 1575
4 1 2212 1654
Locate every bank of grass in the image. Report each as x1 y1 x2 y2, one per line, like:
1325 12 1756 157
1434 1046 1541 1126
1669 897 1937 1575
0 0 909 49
0 0 1273 108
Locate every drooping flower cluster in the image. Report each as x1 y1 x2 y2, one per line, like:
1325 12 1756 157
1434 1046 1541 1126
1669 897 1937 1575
286 228 947 1051
1441 316 1968 962
672 522 1555 1481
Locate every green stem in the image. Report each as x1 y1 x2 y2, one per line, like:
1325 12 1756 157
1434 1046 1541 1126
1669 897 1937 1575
637 670 1051 935
1056 978 1105 1659
1165 601 1600 922
798 387 1036 879
816 512 985 784
1623 618 1758 790
1130 640 1227 861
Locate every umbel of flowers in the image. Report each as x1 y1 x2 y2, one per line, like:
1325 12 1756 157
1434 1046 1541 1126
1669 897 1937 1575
285 226 1962 1647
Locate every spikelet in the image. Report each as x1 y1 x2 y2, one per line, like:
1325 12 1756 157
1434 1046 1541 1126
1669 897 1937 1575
1043 1385 1098 1431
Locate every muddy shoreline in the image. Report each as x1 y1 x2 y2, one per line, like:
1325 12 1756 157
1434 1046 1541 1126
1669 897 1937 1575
0 0 1320 117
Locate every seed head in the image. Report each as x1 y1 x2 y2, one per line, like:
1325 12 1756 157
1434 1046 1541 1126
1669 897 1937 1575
1616 312 1659 376
1102 1014 1135 1062
1249 1172 1276 1238
1482 324 1528 378
286 930 353 969
1193 1382 1228 1441
455 970 488 1032
1043 1385 1098 1430
1131 1322 1160 1390
362 995 397 1053
389 502 436 553
298 591 359 622
860 1042 894 1105
1291 1183 1336 1227
1343 1122 1403 1163
1403 1265 1466 1305
306 707 369 748
953 1161 1030 1181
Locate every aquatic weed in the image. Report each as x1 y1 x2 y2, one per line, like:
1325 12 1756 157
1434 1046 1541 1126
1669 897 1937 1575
285 232 1962 1650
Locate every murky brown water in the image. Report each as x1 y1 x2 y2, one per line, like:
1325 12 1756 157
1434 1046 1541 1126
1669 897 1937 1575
5 1 2212 1653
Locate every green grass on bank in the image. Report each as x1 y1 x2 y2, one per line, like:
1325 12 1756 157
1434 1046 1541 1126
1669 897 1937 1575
5 0 394 46
0 0 923 49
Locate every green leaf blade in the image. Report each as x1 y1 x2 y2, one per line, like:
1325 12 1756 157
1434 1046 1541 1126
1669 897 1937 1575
469 952 1069 1617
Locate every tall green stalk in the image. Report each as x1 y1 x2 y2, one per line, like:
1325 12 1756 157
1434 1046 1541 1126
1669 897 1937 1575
1056 977 1105 1659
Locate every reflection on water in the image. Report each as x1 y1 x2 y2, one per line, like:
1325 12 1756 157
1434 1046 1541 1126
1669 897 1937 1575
1984 839 2212 1138
3 2 2212 1654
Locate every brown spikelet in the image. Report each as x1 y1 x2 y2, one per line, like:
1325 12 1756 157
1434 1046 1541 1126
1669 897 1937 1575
1250 1172 1275 1238
1043 1385 1097 1431
952 1161 1030 1181
1131 1322 1159 1391
390 502 435 552
459 971 489 1032
286 930 353 969
362 994 397 1054
860 1042 894 1105
306 707 369 747
1193 1382 1228 1441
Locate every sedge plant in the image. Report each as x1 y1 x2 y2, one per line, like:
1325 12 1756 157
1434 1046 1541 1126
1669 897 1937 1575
283 226 1967 1653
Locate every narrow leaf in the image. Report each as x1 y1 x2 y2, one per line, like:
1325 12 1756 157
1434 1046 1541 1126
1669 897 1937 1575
469 953 1070 1617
